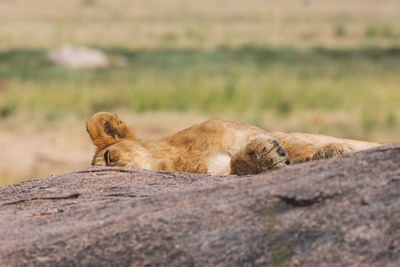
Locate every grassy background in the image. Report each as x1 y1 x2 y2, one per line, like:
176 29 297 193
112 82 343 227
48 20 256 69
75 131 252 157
2 47 399 139
1 0 399 185
1 0 400 50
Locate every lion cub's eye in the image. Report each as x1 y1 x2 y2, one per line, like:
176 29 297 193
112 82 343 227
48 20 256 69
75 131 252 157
104 150 110 165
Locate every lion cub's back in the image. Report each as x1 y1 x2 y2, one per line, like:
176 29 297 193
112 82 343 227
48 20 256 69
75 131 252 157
169 119 267 154
168 120 268 175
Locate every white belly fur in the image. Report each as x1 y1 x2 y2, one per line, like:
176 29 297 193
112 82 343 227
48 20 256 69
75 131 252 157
207 153 231 175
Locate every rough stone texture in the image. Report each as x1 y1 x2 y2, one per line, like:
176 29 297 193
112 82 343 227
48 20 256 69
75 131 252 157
0 143 399 266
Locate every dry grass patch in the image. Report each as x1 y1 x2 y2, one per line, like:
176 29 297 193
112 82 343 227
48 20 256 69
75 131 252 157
1 0 400 50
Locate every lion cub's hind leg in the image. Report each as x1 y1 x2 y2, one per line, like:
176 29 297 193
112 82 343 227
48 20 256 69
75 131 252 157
311 142 354 160
271 132 357 163
230 136 290 175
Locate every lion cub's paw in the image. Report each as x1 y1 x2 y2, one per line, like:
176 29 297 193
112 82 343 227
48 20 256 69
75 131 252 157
251 138 291 169
312 143 354 160
231 136 290 175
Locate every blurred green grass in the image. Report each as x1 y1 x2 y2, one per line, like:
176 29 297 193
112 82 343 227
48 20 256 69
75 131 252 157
1 46 400 141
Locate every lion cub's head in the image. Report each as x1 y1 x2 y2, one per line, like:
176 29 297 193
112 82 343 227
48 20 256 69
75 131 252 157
86 112 142 168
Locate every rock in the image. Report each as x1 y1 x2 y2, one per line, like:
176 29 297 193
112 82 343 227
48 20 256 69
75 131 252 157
46 44 109 68
0 142 399 266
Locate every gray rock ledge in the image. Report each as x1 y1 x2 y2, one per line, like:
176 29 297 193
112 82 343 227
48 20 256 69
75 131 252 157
1 143 399 266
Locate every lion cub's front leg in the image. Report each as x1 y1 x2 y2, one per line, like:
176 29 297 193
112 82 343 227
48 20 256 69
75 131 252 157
230 136 291 175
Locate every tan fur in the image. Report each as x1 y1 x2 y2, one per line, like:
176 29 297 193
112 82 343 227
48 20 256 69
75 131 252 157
87 112 380 175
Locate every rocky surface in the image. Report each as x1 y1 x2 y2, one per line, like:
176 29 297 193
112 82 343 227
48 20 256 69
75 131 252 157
46 44 109 68
0 143 399 266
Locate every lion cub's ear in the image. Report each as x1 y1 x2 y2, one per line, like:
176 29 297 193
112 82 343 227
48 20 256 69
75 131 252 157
86 112 134 152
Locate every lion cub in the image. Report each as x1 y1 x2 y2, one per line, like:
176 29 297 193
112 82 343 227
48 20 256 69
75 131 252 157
87 112 379 175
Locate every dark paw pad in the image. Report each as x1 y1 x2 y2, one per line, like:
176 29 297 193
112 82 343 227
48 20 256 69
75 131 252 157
277 147 286 156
